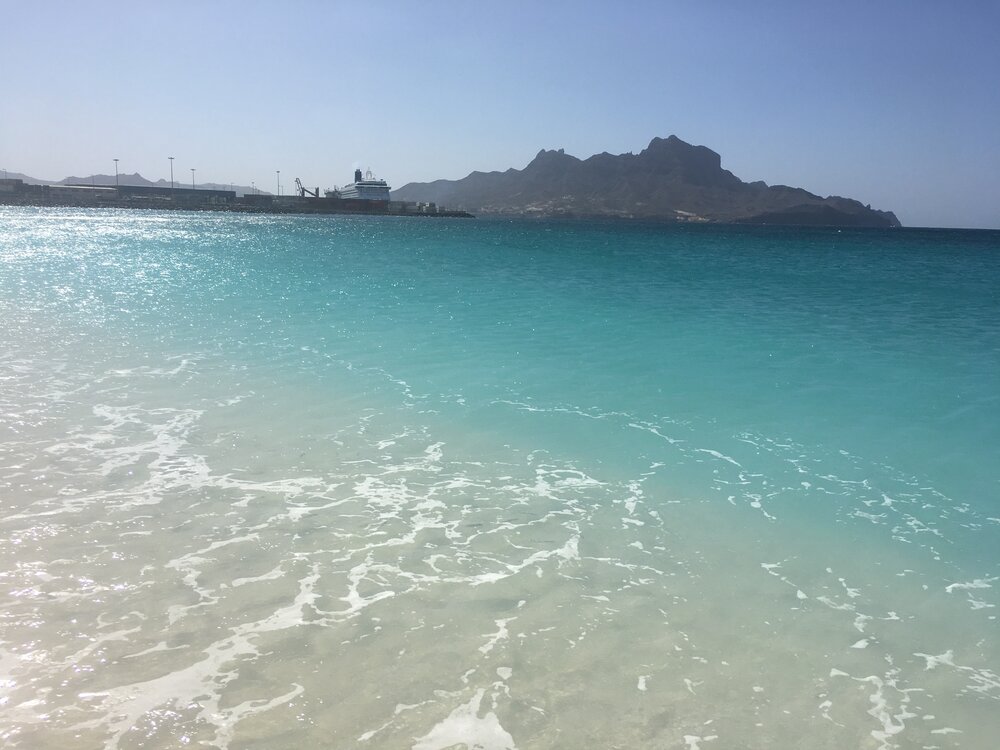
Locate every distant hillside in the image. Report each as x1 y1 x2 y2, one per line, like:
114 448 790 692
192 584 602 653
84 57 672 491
60 172 157 188
3 171 53 186
392 136 900 227
6 171 266 196
60 173 260 194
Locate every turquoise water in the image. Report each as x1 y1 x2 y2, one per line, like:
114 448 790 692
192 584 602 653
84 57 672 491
1 208 998 749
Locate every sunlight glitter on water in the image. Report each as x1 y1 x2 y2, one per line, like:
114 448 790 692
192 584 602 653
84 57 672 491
1 209 998 748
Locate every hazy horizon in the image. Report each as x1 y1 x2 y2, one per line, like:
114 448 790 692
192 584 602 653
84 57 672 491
3 1 998 229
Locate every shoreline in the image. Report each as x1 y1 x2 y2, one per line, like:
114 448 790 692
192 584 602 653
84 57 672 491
0 178 474 218
0 194 474 219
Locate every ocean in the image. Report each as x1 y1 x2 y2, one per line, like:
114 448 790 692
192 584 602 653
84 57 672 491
1 208 998 749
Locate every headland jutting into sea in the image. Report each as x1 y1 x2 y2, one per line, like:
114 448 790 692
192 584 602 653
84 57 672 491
0 168 473 218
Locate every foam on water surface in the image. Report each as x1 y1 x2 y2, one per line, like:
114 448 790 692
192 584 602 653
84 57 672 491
1 209 999 748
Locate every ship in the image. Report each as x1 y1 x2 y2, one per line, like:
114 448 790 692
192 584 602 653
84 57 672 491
327 168 391 201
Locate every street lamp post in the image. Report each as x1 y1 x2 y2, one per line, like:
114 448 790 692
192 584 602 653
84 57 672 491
191 168 196 190
276 170 280 197
113 158 119 188
168 156 174 192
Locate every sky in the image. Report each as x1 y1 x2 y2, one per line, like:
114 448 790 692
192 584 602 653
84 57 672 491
3 1 999 229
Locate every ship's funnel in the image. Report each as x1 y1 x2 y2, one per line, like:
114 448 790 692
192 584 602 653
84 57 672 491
354 169 363 183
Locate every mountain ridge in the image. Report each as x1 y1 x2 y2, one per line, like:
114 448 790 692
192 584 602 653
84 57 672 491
392 135 900 227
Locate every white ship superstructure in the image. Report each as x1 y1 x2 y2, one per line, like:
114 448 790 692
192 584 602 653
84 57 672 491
335 168 391 200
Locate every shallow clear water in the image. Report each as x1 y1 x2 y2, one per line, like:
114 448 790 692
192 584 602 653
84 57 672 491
1 208 998 749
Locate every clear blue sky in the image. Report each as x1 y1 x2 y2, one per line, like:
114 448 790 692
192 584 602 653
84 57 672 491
3 1 998 228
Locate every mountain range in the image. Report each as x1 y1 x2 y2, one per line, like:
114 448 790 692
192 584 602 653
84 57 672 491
392 136 900 227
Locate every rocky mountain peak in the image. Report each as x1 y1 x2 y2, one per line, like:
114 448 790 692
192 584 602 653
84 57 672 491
392 136 900 227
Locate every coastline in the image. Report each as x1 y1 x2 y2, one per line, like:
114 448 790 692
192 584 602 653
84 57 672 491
0 180 474 218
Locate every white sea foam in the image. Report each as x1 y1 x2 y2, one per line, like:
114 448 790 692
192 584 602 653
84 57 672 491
479 618 514 656
683 734 718 750
915 650 955 670
828 669 913 749
3 213 1000 749
70 569 320 748
695 448 742 467
945 577 996 594
412 689 517 750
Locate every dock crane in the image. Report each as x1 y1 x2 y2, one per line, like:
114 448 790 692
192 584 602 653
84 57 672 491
295 178 320 198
